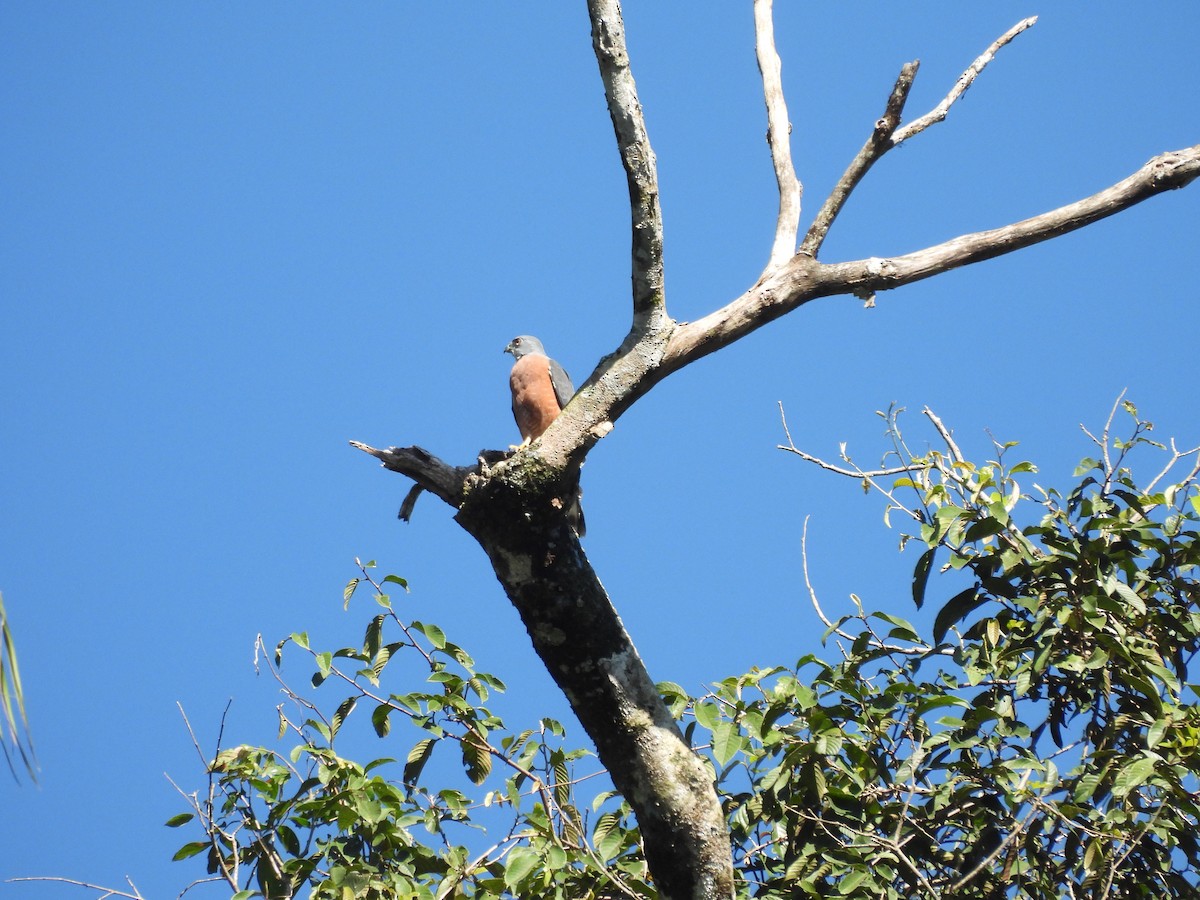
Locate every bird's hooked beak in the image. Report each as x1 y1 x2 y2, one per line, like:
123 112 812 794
503 339 518 357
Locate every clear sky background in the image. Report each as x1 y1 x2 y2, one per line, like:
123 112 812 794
2 4 1198 897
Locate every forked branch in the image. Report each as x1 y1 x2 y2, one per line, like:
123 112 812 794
801 17 1038 256
666 143 1200 368
893 16 1038 144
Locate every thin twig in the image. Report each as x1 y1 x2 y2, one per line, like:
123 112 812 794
1145 439 1200 495
778 402 914 479
754 0 802 269
6 877 145 900
893 17 1038 144
175 700 240 890
923 407 965 464
801 518 851 638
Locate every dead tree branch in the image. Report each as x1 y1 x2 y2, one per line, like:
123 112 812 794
667 143 1200 368
893 16 1038 144
587 0 666 330
754 0 802 270
802 18 1036 256
348 442 473 509
801 61 919 257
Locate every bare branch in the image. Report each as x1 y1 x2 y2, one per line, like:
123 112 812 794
822 141 1200 289
754 0 802 269
801 518 853 639
349 442 472 509
801 61 919 256
778 443 913 481
587 0 666 328
801 18 1037 257
893 16 1038 145
6 877 146 900
1145 439 1200 496
778 402 912 478
669 143 1200 369
923 408 965 464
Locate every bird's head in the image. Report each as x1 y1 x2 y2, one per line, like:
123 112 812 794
504 335 546 360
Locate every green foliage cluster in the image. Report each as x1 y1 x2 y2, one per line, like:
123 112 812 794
174 403 1200 899
171 564 647 900
701 403 1200 897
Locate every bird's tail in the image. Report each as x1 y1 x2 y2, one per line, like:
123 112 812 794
566 488 586 538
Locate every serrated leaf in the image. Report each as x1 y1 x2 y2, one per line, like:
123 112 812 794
593 810 624 860
330 696 357 738
462 733 492 784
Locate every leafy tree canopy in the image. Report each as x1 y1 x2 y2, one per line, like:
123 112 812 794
168 400 1200 899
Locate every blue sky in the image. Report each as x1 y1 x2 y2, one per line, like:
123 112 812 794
2 4 1198 897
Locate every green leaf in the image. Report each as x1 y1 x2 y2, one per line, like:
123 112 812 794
343 578 360 608
912 548 935 610
1112 754 1157 798
404 737 435 788
371 703 392 738
171 841 208 861
873 611 920 642
503 846 539 890
413 620 447 649
838 868 869 893
164 812 194 828
462 734 492 784
710 720 744 766
547 844 568 869
933 587 987 644
330 696 357 738
694 701 721 730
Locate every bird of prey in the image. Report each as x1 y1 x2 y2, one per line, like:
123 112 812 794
504 335 585 536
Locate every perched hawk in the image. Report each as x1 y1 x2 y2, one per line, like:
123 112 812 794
504 335 585 536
